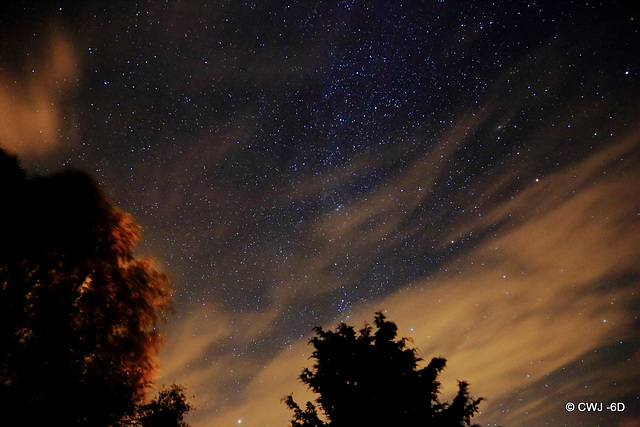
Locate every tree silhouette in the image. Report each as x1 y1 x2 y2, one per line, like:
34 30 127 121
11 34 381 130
126 384 193 427
284 312 483 427
0 149 191 426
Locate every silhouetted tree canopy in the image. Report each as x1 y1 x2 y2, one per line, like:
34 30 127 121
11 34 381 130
0 149 191 426
284 311 483 427
127 384 193 427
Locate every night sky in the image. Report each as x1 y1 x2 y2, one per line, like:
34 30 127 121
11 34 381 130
1 1 639 426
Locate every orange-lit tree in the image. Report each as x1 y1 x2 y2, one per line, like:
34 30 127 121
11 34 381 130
284 311 483 427
0 149 190 426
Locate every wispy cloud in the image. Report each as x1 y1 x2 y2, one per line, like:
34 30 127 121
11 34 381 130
0 30 79 159
159 122 639 426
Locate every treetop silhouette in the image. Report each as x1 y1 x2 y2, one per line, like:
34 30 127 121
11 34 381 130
0 149 191 426
284 311 483 427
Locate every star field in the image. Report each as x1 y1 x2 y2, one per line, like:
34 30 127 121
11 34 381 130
2 1 639 426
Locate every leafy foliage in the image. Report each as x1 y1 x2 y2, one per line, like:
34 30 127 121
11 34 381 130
125 384 193 427
284 312 483 427
0 149 191 425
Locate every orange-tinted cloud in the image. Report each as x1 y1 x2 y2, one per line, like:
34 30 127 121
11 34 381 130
158 125 639 426
0 29 78 159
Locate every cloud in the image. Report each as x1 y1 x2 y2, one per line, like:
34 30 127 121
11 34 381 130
0 29 79 159
160 125 639 426
151 20 640 425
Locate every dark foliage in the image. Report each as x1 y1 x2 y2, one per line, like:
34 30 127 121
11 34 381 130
284 312 483 427
0 149 191 426
126 384 193 427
